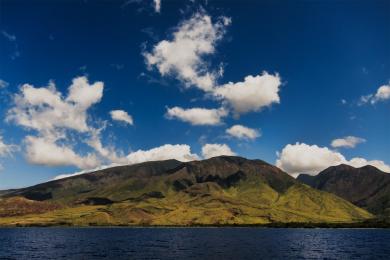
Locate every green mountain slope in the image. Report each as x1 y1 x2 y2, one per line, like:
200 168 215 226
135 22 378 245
0 156 372 226
298 164 390 216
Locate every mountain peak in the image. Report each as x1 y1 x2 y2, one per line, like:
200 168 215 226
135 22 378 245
299 163 390 215
202 155 249 164
360 164 381 172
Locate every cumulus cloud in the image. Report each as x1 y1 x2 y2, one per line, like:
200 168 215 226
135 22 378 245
373 84 390 102
7 76 105 169
66 77 104 108
7 76 103 135
126 144 200 164
166 106 227 125
201 143 235 159
348 157 390 173
276 142 390 176
110 110 134 125
25 136 100 169
226 124 260 140
144 11 231 91
144 11 283 119
331 136 366 149
360 83 390 105
214 72 281 116
0 79 9 88
153 0 161 13
276 143 345 176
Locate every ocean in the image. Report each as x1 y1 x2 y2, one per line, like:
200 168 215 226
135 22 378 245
0 227 389 259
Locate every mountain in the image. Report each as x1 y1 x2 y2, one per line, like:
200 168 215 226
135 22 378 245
0 156 372 226
298 164 390 216
0 189 16 196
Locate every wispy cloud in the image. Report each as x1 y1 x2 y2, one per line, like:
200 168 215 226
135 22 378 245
0 79 9 89
2 31 20 60
2 31 16 41
110 64 124 70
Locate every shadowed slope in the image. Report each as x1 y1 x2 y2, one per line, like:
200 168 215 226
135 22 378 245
298 164 390 216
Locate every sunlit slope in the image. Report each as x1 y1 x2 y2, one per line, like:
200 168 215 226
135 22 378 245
0 156 372 226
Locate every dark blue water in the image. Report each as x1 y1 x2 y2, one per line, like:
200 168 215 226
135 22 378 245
0 228 389 259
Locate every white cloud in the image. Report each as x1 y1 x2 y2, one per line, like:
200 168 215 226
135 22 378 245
153 0 161 13
276 142 390 176
54 143 200 180
166 106 227 125
144 11 283 120
201 143 235 159
25 136 100 169
360 83 390 105
53 142 239 180
226 124 260 140
348 157 390 173
7 76 105 169
7 76 103 135
374 84 390 102
66 77 103 108
110 110 134 125
331 136 366 149
126 144 200 164
144 11 231 91
276 143 345 176
0 79 9 88
213 72 281 116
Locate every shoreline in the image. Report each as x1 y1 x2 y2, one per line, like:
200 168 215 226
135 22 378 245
1 221 389 228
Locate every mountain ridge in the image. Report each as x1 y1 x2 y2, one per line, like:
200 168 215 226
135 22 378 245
298 164 390 216
0 156 372 226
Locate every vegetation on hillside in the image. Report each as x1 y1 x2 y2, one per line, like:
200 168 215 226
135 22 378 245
0 156 374 227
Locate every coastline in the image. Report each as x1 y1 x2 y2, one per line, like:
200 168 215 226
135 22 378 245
2 220 389 228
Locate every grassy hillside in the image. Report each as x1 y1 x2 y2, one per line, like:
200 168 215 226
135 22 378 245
0 156 372 226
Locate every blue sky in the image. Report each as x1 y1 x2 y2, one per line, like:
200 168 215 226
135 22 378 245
0 0 389 189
